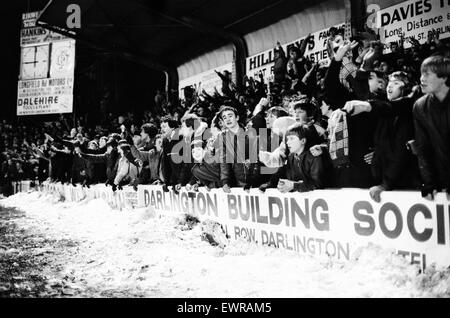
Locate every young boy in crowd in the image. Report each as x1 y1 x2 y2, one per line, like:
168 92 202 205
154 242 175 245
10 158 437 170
341 71 422 201
159 116 180 191
139 123 159 151
129 134 164 188
413 54 450 199
259 98 325 172
292 100 326 141
217 106 260 192
190 125 225 191
267 123 329 193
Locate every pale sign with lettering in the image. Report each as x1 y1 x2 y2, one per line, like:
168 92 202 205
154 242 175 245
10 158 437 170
138 185 450 269
18 11 75 116
17 72 74 116
245 23 346 81
376 0 450 52
20 11 68 46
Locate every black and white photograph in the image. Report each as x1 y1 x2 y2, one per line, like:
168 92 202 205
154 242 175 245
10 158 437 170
1 0 450 303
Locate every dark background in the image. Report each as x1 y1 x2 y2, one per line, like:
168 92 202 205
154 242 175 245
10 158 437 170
1 0 164 123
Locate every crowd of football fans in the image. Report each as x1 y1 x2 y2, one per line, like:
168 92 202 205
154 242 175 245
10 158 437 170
1 27 449 202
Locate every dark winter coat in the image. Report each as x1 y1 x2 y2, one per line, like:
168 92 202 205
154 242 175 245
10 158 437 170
71 154 88 184
83 147 107 183
161 133 183 186
191 142 221 188
413 91 450 190
369 97 421 190
51 151 72 183
269 150 329 192
80 149 119 184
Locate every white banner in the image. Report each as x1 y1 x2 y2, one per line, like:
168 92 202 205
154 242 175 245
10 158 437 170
376 0 450 52
178 63 233 99
245 23 346 81
31 181 450 269
138 185 450 269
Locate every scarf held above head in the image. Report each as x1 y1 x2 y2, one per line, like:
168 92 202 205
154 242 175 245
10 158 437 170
328 109 350 168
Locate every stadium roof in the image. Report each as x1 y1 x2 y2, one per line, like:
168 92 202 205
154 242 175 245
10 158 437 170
37 0 323 69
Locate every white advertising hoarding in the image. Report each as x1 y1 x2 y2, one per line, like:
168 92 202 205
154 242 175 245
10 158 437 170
376 0 450 52
245 23 346 81
37 181 450 270
178 63 233 99
139 185 450 270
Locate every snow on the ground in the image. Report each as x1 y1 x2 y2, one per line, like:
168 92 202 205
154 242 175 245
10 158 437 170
1 191 450 298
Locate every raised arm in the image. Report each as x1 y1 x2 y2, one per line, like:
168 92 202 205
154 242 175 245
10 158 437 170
323 40 358 108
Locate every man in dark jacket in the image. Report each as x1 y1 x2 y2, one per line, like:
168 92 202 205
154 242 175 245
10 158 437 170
159 116 180 190
71 142 89 185
1 157 16 196
413 55 450 199
79 138 119 185
82 136 108 183
49 143 73 183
